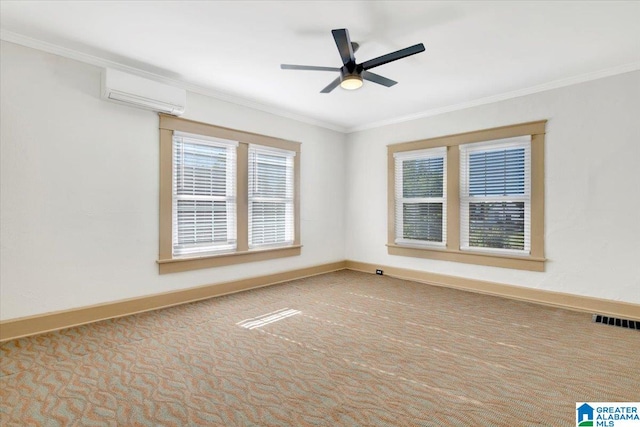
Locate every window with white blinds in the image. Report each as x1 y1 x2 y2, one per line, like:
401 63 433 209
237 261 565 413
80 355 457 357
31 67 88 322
172 131 237 256
460 136 531 255
248 145 295 249
394 147 447 247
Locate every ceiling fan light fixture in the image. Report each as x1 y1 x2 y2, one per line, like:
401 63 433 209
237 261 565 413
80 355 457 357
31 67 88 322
340 74 363 90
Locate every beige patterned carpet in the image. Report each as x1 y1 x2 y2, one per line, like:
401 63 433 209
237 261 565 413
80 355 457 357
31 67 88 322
1 270 638 426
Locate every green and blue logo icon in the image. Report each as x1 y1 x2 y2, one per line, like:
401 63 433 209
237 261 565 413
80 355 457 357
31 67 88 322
577 403 594 426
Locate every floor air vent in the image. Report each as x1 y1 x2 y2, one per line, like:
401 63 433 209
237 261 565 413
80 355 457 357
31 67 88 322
592 314 639 330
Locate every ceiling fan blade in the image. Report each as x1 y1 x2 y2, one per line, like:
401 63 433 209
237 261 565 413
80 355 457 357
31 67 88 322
362 71 397 87
332 28 355 66
361 43 425 70
320 76 341 93
281 64 340 72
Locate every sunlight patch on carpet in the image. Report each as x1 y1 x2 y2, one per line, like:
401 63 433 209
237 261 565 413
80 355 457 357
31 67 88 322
237 308 301 329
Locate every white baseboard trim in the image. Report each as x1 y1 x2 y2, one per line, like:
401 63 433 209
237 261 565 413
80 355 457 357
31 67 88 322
3 259 637 342
0 261 346 342
345 260 640 321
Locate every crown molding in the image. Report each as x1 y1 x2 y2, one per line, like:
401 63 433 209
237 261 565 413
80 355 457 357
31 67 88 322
346 61 640 133
0 30 347 133
2 29 638 136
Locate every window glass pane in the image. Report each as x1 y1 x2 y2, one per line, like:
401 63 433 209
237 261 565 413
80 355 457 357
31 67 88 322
176 200 228 245
403 157 443 198
402 203 443 242
469 148 524 196
254 153 287 198
468 202 525 250
176 142 228 196
251 201 288 245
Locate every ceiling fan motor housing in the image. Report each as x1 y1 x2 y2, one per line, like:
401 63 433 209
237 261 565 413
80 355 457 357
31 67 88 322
341 66 362 80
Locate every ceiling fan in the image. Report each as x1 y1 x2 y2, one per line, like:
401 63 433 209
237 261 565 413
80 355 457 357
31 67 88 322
281 28 425 93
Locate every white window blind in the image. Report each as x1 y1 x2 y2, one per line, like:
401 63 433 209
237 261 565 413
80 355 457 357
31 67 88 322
460 136 531 255
172 131 237 256
248 145 295 249
394 147 447 247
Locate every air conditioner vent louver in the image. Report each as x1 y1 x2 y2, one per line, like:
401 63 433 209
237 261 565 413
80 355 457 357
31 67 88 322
101 68 186 116
592 314 639 330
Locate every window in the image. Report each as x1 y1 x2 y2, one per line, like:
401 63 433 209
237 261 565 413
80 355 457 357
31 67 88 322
460 137 530 255
158 115 301 274
394 147 447 247
249 145 295 248
388 121 545 271
173 132 237 256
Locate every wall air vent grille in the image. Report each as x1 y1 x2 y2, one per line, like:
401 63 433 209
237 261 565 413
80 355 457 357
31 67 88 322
592 314 639 330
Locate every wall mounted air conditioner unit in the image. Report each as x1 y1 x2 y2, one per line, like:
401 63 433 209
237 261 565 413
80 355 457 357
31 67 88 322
101 68 186 116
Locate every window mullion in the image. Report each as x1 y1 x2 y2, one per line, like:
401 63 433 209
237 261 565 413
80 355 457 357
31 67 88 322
236 142 249 252
446 145 460 251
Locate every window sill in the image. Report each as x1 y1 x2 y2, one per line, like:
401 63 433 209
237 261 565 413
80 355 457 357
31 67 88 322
157 245 302 274
387 244 545 272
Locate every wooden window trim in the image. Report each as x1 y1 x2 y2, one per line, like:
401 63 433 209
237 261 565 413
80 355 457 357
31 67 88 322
387 120 546 272
158 114 301 274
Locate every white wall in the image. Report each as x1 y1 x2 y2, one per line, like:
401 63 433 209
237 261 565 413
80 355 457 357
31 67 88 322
345 71 640 304
0 41 346 320
2 40 638 322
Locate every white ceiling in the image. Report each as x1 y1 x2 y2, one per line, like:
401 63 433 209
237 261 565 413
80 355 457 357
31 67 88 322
1 1 639 132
